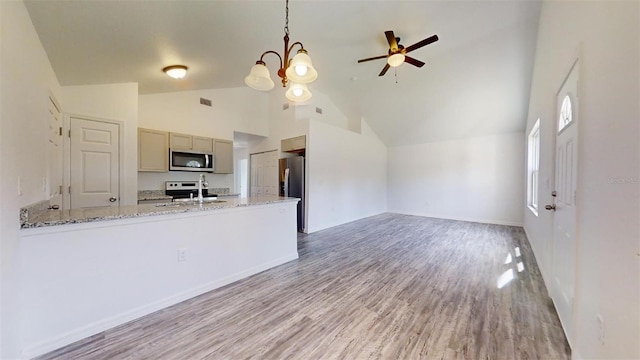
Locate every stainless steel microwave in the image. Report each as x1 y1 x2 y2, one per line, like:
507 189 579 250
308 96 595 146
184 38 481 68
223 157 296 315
169 149 214 172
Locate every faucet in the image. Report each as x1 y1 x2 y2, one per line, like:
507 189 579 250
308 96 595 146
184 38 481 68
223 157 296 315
197 174 208 203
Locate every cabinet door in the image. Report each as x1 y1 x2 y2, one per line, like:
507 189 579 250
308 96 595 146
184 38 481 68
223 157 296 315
138 128 168 172
214 140 234 174
192 136 213 152
281 135 306 152
169 132 192 150
291 135 306 150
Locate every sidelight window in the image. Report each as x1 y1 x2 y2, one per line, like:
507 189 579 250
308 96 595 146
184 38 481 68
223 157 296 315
527 119 541 215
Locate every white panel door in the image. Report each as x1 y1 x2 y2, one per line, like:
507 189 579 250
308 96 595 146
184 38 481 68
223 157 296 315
48 96 63 207
263 150 279 196
250 152 262 196
549 59 579 345
70 117 120 209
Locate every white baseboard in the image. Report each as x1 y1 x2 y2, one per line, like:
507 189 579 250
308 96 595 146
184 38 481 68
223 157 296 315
23 253 299 359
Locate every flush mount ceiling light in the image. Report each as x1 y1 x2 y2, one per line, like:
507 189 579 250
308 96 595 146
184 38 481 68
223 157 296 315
244 0 318 102
163 65 188 79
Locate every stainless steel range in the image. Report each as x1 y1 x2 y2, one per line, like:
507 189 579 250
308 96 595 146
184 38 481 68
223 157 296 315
165 181 210 199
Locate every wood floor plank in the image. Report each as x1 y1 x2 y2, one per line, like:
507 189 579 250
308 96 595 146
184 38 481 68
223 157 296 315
35 213 570 360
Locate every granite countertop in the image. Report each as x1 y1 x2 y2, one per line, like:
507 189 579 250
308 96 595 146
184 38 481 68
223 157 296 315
21 196 300 229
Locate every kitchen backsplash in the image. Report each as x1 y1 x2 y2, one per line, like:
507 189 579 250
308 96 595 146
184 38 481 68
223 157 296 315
138 172 234 191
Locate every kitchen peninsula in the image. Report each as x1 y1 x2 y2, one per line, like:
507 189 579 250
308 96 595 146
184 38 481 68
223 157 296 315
18 196 300 358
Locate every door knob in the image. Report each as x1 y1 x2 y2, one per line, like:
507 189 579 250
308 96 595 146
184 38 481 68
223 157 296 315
109 197 117 202
544 204 556 211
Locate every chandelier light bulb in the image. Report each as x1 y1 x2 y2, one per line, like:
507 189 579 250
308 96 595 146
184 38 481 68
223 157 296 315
286 50 317 83
295 65 308 76
285 82 312 102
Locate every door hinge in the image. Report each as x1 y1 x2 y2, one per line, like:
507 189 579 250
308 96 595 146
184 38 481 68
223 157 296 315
59 127 63 136
68 186 71 194
68 130 71 138
59 185 63 194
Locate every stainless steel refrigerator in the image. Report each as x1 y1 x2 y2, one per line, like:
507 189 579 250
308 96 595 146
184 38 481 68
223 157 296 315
279 156 305 232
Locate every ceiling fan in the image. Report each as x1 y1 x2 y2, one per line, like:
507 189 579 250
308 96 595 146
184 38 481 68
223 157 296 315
357 30 439 76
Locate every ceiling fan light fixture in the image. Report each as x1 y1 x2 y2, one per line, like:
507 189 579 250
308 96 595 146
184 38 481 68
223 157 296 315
163 65 188 79
285 82 312 102
244 62 275 91
285 50 318 83
387 53 405 67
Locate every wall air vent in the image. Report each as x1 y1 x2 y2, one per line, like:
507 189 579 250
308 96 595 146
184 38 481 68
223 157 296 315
200 98 212 107
315 107 323 115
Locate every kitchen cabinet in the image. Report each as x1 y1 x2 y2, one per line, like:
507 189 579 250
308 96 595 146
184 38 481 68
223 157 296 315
281 135 306 152
169 132 213 152
138 128 169 172
214 140 233 174
193 136 213 152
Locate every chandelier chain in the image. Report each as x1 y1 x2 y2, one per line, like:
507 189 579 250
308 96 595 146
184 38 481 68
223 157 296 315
284 0 290 35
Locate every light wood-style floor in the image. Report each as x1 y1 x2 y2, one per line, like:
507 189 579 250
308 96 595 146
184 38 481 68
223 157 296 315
37 213 570 359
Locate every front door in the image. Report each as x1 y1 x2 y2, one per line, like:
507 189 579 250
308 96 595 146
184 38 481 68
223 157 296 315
549 59 579 345
70 116 120 208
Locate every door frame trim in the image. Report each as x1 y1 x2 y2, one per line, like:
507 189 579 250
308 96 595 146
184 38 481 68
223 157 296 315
63 114 125 210
550 48 582 349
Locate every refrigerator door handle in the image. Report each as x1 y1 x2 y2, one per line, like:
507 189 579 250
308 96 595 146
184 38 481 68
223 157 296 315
284 168 290 197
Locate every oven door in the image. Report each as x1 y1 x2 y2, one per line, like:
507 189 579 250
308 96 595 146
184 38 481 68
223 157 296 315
170 150 214 172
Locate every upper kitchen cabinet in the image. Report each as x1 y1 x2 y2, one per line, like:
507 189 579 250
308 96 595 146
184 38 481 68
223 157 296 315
138 128 169 172
214 140 233 174
169 132 213 152
281 135 306 152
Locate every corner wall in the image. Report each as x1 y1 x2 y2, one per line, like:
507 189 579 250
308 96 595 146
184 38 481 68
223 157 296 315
524 1 639 358
0 1 62 358
306 119 387 233
388 133 525 226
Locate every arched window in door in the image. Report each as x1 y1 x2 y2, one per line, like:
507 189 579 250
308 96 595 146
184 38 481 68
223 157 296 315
558 95 573 132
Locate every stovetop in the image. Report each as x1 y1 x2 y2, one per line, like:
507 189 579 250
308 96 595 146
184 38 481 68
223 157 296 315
165 181 210 198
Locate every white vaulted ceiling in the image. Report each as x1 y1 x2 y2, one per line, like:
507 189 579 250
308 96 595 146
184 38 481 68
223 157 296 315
24 0 541 146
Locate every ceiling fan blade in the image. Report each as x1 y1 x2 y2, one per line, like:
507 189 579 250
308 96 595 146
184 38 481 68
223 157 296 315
404 56 425 68
385 30 399 51
379 63 390 76
357 54 388 63
404 34 439 53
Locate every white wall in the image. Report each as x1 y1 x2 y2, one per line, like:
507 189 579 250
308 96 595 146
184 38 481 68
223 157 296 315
388 133 525 226
0 1 62 358
306 119 388 232
61 83 139 205
138 88 269 190
524 1 639 359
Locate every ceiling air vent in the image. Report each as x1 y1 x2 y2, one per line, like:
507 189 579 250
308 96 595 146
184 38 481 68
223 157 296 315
200 98 212 107
315 107 323 115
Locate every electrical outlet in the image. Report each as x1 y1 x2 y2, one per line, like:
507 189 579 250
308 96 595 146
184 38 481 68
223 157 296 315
597 314 605 345
177 248 187 262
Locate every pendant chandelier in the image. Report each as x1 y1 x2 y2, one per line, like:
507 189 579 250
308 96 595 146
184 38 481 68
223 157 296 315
244 0 318 102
